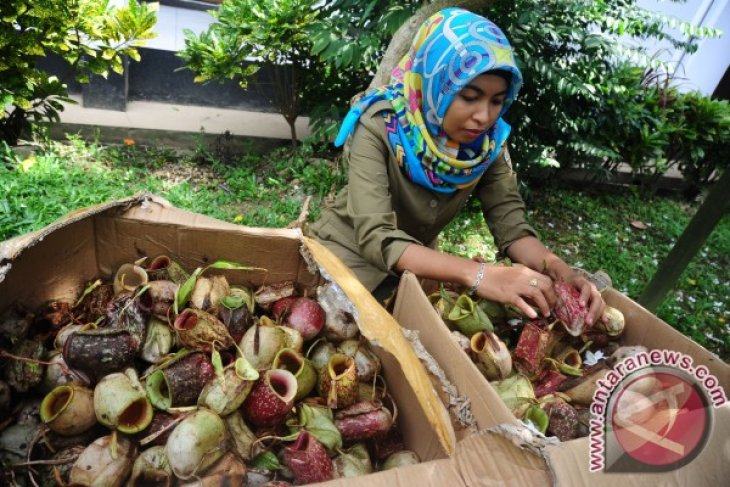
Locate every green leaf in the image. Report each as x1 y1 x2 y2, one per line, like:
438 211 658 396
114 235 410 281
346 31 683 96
175 267 203 313
558 362 583 376
251 451 281 470
311 36 330 56
524 405 548 434
111 58 125 75
341 43 354 67
584 34 604 50
294 404 342 451
234 356 259 381
73 279 102 308
15 98 32 110
205 260 254 271
211 349 225 383
220 294 245 309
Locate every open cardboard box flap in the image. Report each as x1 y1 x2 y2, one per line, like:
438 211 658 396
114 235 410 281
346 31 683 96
393 271 730 486
304 237 455 455
1 195 460 486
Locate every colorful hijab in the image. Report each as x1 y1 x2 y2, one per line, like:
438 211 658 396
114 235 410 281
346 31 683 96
334 8 523 193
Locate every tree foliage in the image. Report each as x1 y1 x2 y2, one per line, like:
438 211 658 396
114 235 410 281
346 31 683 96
0 0 158 145
179 0 436 145
479 0 722 178
179 0 325 146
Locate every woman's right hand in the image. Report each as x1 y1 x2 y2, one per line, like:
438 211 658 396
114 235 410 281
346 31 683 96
474 263 557 319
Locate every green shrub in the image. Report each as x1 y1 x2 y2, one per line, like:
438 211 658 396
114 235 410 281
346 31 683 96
181 0 330 147
670 93 730 197
0 0 158 145
481 0 720 177
553 66 730 196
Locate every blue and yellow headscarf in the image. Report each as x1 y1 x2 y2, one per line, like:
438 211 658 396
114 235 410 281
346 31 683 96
334 8 523 193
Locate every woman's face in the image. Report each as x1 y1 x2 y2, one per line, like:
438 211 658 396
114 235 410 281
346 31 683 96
442 73 508 144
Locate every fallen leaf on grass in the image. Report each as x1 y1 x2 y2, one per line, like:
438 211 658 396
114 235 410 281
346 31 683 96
630 220 648 230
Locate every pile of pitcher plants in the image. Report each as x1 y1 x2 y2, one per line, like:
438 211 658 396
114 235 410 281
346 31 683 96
0 255 418 486
430 280 645 441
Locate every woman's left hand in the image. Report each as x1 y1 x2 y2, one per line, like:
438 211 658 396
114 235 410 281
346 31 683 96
505 237 607 326
550 264 606 326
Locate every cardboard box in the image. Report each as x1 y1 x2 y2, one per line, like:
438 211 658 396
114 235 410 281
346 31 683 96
0 195 459 486
393 271 730 486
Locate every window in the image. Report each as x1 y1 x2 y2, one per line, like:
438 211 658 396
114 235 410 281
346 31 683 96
149 0 221 12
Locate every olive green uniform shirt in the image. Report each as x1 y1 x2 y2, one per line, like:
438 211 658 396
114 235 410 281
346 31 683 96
309 100 537 291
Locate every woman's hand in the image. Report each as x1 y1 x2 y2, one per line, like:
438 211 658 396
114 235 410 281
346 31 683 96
548 262 606 326
396 243 604 324
505 236 607 325
475 263 557 319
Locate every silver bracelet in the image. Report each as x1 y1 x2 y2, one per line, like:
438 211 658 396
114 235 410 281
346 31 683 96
468 262 487 296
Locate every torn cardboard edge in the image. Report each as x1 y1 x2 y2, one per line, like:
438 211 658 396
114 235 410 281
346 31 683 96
0 193 163 283
401 325 560 485
401 328 474 429
485 423 560 485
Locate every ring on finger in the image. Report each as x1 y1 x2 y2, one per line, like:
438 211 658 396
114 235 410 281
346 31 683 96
529 278 539 287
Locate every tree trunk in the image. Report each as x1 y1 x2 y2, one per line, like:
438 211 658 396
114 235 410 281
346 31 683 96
368 0 496 90
256 63 300 148
287 116 298 148
1 107 29 146
638 168 730 311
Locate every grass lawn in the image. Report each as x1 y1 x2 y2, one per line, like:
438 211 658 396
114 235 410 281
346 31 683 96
2 136 727 360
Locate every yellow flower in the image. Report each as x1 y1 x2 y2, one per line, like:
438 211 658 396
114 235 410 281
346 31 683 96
20 156 37 172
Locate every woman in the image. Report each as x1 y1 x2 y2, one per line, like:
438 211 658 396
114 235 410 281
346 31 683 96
309 8 605 324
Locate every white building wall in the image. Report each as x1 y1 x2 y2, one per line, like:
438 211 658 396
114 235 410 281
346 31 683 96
107 1 216 52
636 0 730 95
145 5 216 52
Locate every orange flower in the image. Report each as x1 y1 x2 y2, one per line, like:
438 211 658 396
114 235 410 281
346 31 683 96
123 137 135 146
